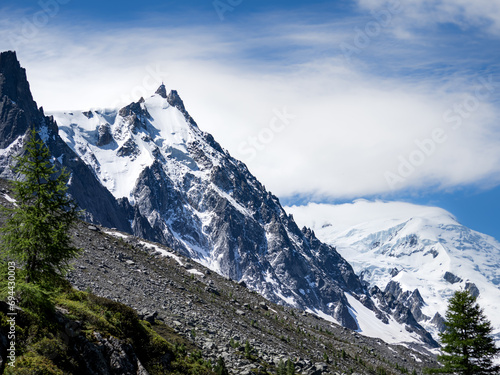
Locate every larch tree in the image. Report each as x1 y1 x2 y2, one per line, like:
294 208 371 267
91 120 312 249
0 128 80 291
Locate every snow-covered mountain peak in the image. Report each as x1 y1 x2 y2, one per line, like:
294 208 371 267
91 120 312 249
142 93 197 149
286 201 500 344
54 89 220 201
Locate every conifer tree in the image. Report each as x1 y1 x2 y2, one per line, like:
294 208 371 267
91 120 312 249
214 357 229 375
277 359 286 375
286 359 295 375
432 289 499 374
0 128 80 289
277 359 295 375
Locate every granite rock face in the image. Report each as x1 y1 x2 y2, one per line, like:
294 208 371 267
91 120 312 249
0 51 41 149
368 281 438 348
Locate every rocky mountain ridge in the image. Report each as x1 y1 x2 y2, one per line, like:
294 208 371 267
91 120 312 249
0 50 437 350
0 51 132 232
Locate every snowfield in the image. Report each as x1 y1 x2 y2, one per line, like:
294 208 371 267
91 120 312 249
286 200 500 345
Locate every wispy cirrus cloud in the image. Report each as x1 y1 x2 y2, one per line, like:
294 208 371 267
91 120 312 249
357 0 500 36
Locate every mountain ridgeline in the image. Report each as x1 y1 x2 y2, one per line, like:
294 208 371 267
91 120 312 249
0 51 437 349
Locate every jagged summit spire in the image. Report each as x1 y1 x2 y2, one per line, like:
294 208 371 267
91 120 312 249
0 50 33 103
155 83 167 98
0 50 19 71
166 89 184 110
0 50 44 148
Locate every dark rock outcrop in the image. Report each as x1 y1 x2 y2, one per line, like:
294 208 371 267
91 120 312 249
369 281 438 348
444 271 462 284
97 123 113 146
431 312 446 333
0 51 40 148
117 138 141 158
155 83 167 98
167 89 198 126
0 50 133 232
72 333 149 375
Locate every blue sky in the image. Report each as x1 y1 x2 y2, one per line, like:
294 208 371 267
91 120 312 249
1 0 500 239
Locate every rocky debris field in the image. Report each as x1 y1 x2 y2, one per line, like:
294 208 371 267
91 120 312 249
63 218 439 375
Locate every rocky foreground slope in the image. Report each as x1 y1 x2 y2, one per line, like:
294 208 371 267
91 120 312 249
0 181 439 375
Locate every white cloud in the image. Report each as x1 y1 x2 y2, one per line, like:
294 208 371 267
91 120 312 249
357 0 500 36
0 8 499 200
285 200 456 238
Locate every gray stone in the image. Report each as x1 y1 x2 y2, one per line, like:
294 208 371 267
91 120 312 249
465 282 480 298
444 271 462 284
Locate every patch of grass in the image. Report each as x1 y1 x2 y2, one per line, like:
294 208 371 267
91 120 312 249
3 352 64 375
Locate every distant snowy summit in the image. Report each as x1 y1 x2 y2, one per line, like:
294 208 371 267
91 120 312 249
286 200 500 344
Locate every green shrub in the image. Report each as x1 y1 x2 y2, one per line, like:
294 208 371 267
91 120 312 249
4 353 63 375
32 337 66 359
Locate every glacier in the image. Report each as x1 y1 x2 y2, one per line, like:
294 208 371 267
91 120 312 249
286 200 500 345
